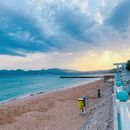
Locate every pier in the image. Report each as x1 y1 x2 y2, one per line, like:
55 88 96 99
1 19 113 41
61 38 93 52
60 75 114 83
60 76 103 78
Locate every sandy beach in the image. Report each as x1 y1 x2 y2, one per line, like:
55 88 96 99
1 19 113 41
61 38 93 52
0 79 113 130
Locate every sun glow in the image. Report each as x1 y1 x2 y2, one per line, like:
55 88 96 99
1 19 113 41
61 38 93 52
69 49 130 71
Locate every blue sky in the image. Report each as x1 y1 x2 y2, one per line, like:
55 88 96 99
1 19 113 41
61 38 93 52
0 0 130 70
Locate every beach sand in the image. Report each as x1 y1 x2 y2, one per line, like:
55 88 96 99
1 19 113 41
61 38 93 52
0 79 113 130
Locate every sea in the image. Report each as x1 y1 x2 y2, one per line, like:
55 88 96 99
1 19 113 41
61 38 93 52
0 74 99 103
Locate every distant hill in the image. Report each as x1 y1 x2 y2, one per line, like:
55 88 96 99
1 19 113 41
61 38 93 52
0 68 114 76
0 68 75 76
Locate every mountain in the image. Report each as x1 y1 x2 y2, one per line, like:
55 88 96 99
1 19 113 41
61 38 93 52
0 68 76 76
0 68 114 76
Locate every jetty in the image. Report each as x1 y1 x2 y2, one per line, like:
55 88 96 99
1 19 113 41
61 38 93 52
60 76 103 78
60 75 114 83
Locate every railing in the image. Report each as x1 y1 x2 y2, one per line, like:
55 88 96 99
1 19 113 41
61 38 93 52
114 99 130 130
113 72 130 130
119 101 130 130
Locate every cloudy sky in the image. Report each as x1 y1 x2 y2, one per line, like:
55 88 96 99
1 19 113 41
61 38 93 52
0 0 130 71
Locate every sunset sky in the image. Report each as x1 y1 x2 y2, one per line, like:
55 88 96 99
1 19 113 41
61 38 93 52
0 0 130 71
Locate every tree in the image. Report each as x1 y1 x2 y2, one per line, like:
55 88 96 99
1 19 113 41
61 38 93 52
126 60 130 71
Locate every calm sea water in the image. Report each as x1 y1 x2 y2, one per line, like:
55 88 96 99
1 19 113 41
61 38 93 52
0 74 98 103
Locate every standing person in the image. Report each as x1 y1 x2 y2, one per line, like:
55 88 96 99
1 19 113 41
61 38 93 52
97 89 101 98
80 96 87 112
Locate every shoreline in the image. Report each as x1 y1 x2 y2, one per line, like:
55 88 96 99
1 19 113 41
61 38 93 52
0 79 112 130
0 78 101 105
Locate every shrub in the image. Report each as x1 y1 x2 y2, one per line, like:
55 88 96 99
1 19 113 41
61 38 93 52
126 60 130 71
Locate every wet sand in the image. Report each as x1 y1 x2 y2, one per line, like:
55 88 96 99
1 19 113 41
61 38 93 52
0 79 112 130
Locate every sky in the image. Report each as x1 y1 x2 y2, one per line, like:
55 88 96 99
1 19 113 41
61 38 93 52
0 0 130 71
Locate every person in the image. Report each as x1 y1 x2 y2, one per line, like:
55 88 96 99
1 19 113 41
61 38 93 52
97 89 101 98
80 96 87 112
78 98 84 113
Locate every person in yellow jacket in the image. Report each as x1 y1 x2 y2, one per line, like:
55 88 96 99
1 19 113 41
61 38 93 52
78 98 84 113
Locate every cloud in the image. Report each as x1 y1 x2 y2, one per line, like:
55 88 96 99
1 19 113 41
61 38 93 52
0 0 99 56
105 0 130 31
0 0 130 58
51 4 94 40
0 52 82 70
0 48 130 71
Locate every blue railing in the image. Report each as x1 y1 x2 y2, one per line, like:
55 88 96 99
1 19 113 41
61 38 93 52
113 72 130 130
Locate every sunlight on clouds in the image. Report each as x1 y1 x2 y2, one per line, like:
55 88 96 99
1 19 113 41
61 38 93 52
0 49 129 71
69 49 130 71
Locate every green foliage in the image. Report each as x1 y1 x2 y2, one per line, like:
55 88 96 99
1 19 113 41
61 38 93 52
126 60 130 71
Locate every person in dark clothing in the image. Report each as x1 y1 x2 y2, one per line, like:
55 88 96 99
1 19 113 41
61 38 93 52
97 89 101 98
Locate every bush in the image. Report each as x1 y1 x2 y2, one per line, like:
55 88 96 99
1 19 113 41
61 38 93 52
126 60 130 71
